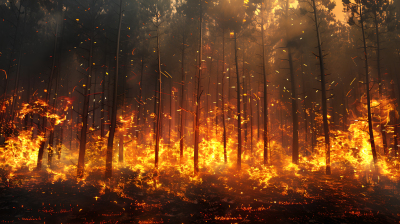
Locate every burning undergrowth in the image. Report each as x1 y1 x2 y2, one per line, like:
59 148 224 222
0 159 399 223
0 83 399 223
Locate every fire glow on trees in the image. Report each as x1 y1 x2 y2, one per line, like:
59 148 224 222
0 0 399 223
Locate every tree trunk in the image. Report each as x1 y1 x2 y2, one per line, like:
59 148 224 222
169 79 172 150
119 75 126 164
48 65 60 168
222 29 227 163
286 0 298 164
25 77 31 129
55 7 66 161
101 51 107 139
373 10 388 156
257 84 260 142
77 30 94 177
250 82 253 154
37 20 58 170
261 2 269 165
75 111 79 150
360 5 378 171
57 127 63 160
119 131 124 163
243 42 247 151
11 7 29 125
136 55 145 140
301 56 308 156
216 37 220 138
1 2 22 130
180 32 185 164
391 81 398 158
10 47 23 126
312 0 331 174
155 7 162 170
194 2 203 175
105 0 123 178
289 45 298 164
234 32 242 171
92 71 97 131
311 103 315 153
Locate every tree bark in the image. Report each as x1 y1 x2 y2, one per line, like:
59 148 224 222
136 55 145 140
77 29 94 178
234 31 242 171
360 5 378 171
312 0 331 174
1 2 22 130
48 63 60 168
37 20 58 170
105 0 123 178
301 55 308 156
373 10 388 156
119 75 126 164
261 2 269 165
286 0 298 164
154 6 162 170
222 29 227 163
180 32 185 164
57 127 63 160
101 50 107 139
194 1 203 175
391 81 398 158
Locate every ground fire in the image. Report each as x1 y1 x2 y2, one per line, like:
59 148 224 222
0 0 399 223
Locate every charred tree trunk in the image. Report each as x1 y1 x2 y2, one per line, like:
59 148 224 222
250 82 254 154
243 42 247 151
391 81 398 158
54 7 66 161
301 56 308 156
222 29 227 164
312 0 331 174
105 0 123 178
1 2 22 130
289 47 298 164
10 6 27 126
360 5 378 171
119 131 124 163
261 2 269 165
57 127 63 160
10 48 23 126
373 10 388 156
194 2 203 175
311 103 315 153
136 55 145 141
155 8 162 170
24 77 31 129
101 52 107 139
119 76 126 164
216 37 220 138
11 6 30 127
286 0 298 164
169 79 172 150
180 32 186 164
48 67 60 168
37 20 59 170
257 84 260 142
92 72 97 131
77 30 94 177
234 32 242 171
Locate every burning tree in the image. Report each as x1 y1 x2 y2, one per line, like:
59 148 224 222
300 0 336 175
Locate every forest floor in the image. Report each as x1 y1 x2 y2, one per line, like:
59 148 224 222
0 168 399 224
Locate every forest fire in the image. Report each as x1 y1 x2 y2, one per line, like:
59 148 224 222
1 0 400 223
